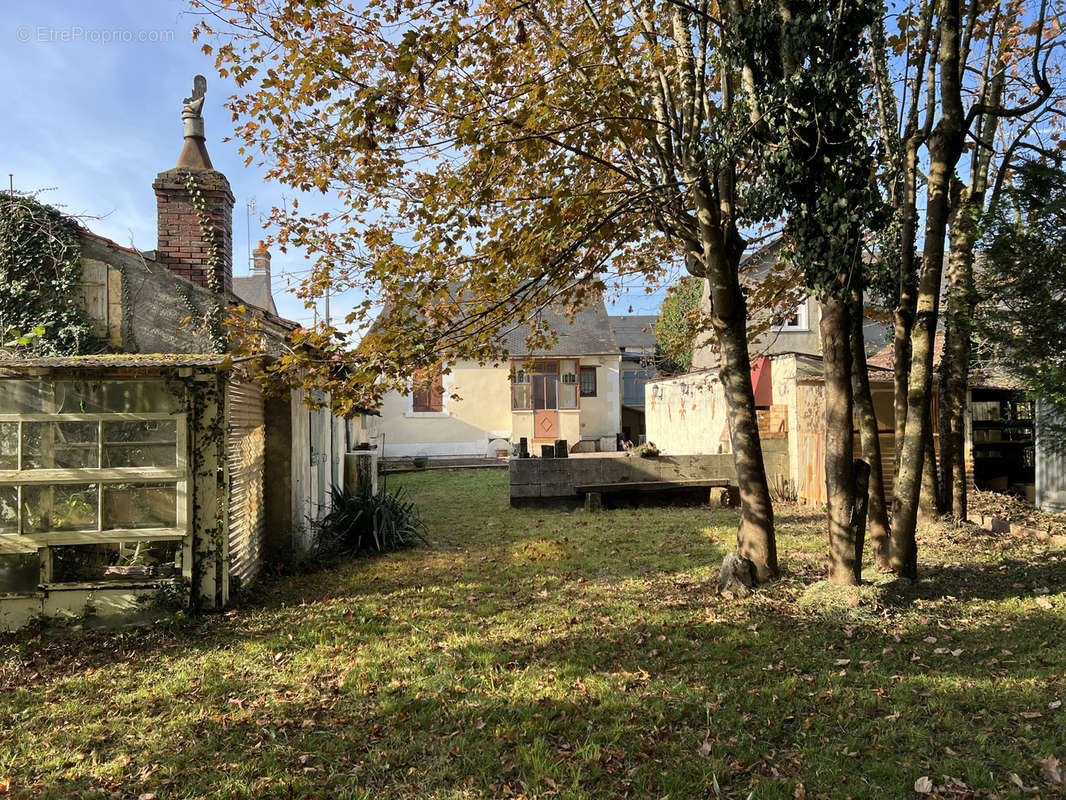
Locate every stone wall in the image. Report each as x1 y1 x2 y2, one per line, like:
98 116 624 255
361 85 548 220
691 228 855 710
79 232 293 356
510 439 789 502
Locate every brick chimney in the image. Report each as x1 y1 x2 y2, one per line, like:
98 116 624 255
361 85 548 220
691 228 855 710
251 240 271 287
153 75 233 293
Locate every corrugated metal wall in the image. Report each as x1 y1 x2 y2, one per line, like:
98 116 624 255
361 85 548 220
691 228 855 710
227 379 266 587
1037 400 1066 513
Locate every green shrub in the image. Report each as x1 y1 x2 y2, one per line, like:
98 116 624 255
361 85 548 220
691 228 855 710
313 485 427 558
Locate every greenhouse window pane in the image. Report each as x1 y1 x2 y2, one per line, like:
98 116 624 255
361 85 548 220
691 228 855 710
21 422 99 469
0 486 17 533
103 484 177 529
22 484 98 533
51 543 120 583
102 420 177 468
0 423 17 469
0 380 48 414
58 381 180 414
0 554 38 593
51 541 180 583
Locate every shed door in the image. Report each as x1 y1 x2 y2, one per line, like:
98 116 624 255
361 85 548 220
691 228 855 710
227 379 266 588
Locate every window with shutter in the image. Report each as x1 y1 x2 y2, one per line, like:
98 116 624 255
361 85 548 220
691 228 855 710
412 369 444 412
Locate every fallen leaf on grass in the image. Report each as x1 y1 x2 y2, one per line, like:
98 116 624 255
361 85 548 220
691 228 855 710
914 775 933 793
1008 772 1031 791
698 739 713 757
1041 755 1063 785
1020 711 1043 719
1049 700 1062 710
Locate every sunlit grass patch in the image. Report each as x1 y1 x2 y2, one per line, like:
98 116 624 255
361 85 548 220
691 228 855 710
1 468 1063 799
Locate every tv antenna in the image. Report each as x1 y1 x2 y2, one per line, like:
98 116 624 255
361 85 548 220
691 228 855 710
245 196 256 271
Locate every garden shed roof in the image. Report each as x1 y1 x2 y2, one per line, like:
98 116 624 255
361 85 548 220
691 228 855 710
0 353 256 374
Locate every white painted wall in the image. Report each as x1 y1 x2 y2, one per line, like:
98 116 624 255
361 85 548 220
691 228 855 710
645 371 732 455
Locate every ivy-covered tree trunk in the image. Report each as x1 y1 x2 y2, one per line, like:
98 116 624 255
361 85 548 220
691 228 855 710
822 296 860 584
850 294 891 570
725 0 879 583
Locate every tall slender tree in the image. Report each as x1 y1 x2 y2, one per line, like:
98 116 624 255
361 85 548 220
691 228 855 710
876 0 1058 576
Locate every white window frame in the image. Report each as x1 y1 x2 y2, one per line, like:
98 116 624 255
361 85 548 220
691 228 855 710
0 409 189 585
772 297 810 332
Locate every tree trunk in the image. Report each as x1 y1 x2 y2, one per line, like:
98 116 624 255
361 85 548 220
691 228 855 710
713 277 778 582
821 296 859 585
852 457 872 581
850 295 891 570
919 420 940 521
890 0 966 579
692 185 777 583
892 139 922 479
941 198 979 520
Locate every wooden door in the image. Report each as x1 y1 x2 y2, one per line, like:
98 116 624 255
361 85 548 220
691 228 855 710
533 374 559 440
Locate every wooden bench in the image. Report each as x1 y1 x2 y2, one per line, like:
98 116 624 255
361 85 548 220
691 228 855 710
575 478 737 510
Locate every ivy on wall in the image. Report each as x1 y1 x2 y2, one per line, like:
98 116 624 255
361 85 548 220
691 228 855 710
0 196 98 355
182 172 228 353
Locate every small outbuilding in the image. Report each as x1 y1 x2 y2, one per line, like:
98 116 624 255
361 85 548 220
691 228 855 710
0 78 370 629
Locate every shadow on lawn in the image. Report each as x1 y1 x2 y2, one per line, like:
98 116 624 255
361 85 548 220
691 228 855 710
5 525 1057 695
875 555 1065 607
13 603 1066 800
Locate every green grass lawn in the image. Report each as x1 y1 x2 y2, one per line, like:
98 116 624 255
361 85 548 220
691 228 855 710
1 469 1064 799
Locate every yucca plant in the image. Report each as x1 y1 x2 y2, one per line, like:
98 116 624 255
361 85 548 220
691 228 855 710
313 485 427 558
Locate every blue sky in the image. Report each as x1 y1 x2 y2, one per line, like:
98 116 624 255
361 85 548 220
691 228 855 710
1 1 668 332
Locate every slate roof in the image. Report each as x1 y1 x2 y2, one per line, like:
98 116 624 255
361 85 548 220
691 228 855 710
501 299 619 357
609 315 658 352
867 332 1023 389
233 273 278 316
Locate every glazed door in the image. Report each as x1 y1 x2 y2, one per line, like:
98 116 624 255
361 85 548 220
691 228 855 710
532 374 559 440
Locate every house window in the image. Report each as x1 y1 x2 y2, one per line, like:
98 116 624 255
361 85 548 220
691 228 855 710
559 360 579 409
774 298 809 331
412 369 444 413
511 365 531 410
580 366 597 397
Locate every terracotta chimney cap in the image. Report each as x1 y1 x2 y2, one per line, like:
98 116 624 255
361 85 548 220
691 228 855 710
176 75 213 170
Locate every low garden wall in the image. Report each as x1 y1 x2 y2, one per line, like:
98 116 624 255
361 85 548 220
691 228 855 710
510 439 789 503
